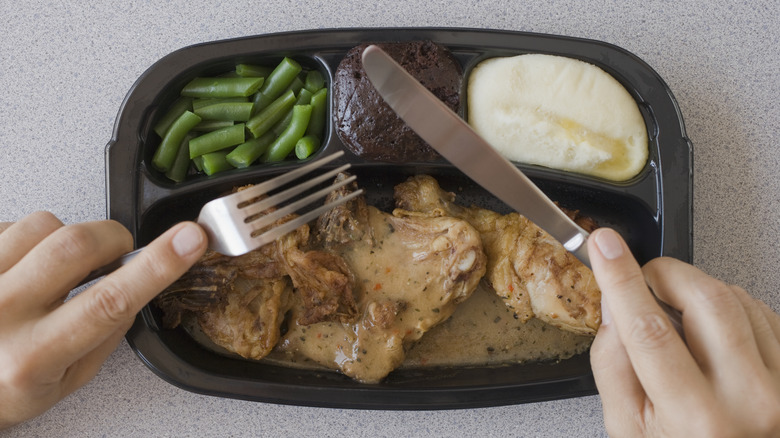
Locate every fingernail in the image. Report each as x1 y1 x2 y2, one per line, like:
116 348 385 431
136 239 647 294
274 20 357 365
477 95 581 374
172 223 204 257
600 294 612 326
594 229 624 260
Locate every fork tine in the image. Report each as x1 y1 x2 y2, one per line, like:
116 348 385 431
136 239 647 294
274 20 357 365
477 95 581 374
244 175 358 234
240 164 352 219
248 189 365 249
226 150 345 206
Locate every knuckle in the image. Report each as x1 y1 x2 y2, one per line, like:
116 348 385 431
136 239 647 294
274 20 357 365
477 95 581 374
642 256 676 276
136 247 187 287
49 224 98 262
24 211 64 236
627 312 675 351
140 253 177 284
0 353 35 392
604 268 646 295
86 281 134 325
692 278 737 309
29 210 60 226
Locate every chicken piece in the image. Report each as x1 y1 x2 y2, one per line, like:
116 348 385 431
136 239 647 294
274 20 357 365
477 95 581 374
155 238 294 360
394 174 600 335
275 223 359 325
276 174 486 383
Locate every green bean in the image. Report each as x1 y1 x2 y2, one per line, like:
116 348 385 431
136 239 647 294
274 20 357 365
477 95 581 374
153 97 192 137
152 110 202 172
189 123 245 158
200 151 234 176
153 59 328 183
192 97 248 111
251 58 302 113
245 89 296 138
236 64 272 78
194 102 254 121
264 105 312 162
305 88 328 140
164 133 195 182
225 131 276 168
271 88 313 137
192 155 204 172
191 120 235 132
282 76 304 97
304 70 325 93
181 77 264 98
294 135 321 159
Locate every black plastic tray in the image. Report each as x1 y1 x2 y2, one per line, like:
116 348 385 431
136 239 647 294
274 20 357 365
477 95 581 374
107 27 692 409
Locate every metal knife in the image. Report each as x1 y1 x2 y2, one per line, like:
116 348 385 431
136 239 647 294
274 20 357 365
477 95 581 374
361 45 592 268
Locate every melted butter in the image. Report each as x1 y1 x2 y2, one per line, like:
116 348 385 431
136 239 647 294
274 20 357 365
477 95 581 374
556 116 631 176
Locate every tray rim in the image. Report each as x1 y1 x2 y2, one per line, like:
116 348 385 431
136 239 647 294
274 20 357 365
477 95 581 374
107 26 693 409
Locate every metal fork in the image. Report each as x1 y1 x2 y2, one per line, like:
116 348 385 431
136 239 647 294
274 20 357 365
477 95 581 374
78 151 362 286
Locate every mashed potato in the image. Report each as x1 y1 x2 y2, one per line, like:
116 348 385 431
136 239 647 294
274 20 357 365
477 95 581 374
467 54 648 181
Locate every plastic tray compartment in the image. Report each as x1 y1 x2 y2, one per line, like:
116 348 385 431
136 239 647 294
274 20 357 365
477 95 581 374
106 28 692 409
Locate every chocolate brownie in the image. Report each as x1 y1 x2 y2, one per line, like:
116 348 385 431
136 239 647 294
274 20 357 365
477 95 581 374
333 41 462 162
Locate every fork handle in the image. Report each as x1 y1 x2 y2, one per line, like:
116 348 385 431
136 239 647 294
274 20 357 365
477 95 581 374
76 247 143 288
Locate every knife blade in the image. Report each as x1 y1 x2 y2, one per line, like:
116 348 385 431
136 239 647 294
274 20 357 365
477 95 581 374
361 44 592 268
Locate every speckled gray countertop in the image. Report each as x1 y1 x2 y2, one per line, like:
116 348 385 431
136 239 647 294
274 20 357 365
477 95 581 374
1 0 778 436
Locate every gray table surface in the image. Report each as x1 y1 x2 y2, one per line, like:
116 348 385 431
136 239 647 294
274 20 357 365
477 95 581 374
2 0 778 436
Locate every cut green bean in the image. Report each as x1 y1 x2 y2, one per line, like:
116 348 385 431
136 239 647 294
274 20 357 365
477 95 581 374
264 105 313 162
194 102 254 121
294 135 321 159
164 133 196 182
181 77 264 98
304 70 325 93
251 58 302 113
191 120 235 132
152 110 202 172
271 88 313 137
200 151 234 176
226 131 276 168
245 89 296 138
153 60 329 182
236 64 272 78
282 76 304 97
189 123 246 158
305 88 328 140
153 97 193 137
192 155 204 172
192 96 248 111
218 71 241 78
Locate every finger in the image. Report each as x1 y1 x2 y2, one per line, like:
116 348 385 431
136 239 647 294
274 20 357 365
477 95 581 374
59 319 132 397
590 295 646 437
643 258 764 377
587 228 708 407
0 221 14 234
730 287 780 370
759 301 780 341
0 211 63 273
2 220 133 308
37 222 206 367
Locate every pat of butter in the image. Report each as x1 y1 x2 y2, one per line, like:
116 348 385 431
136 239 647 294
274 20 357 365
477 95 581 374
467 54 648 181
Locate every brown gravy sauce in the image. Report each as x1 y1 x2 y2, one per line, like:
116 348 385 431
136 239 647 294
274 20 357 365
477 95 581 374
185 282 592 373
402 283 592 368
183 208 593 375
